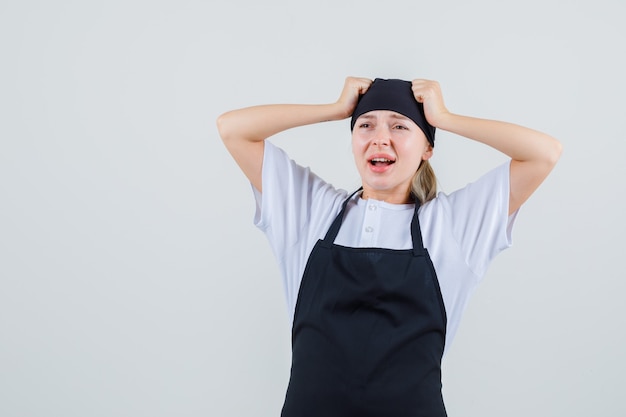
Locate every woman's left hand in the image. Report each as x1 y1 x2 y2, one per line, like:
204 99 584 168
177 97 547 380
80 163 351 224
411 79 450 128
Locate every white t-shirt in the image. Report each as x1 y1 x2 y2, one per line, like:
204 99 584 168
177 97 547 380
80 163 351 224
253 141 517 355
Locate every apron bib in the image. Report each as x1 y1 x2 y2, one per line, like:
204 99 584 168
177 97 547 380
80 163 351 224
281 191 448 417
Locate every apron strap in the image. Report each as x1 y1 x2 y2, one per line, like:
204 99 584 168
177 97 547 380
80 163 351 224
323 189 426 257
410 199 426 257
322 188 362 246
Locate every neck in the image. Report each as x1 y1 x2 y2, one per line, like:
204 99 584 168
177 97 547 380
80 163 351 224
360 188 413 204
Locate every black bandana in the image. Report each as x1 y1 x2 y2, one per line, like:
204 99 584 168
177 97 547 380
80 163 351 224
350 78 435 147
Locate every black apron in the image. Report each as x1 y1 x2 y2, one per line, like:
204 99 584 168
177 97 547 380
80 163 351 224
281 191 448 417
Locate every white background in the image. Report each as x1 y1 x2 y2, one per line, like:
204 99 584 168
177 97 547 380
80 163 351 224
1 0 624 416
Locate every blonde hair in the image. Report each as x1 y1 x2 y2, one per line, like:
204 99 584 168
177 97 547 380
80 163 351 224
410 160 437 205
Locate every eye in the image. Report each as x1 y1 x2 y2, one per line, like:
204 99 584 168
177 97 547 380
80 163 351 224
358 123 371 128
393 124 409 130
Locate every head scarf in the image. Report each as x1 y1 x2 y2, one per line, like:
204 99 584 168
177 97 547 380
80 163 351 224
350 78 436 147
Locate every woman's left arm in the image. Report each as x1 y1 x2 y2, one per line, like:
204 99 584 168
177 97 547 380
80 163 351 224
412 79 563 215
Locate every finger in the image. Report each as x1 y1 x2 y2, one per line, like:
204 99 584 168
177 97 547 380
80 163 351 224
353 77 372 94
411 79 437 102
412 86 426 103
411 80 425 101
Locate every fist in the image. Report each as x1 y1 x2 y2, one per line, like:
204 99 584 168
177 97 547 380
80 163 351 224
336 76 373 119
411 79 449 127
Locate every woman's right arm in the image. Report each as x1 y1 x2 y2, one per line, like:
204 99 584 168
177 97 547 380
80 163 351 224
216 77 372 192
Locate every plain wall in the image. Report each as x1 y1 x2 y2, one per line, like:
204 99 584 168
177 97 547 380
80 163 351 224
1 0 624 416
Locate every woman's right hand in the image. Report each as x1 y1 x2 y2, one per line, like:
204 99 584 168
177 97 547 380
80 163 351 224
335 76 373 119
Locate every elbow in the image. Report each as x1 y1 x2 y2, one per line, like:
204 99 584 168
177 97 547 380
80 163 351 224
216 111 259 145
546 137 563 167
524 135 562 173
216 112 233 143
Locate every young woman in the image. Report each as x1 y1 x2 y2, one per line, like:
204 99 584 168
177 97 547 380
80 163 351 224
217 77 561 416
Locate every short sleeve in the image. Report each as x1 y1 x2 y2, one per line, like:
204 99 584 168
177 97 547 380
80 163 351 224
254 141 345 248
445 161 518 278
252 141 347 313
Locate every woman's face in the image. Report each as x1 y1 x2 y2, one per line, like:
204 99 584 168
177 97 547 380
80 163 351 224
352 110 432 203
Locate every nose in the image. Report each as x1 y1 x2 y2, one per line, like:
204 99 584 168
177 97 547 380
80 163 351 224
372 125 391 147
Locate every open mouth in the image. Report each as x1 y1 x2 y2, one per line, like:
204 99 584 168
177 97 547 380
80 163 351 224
369 157 396 167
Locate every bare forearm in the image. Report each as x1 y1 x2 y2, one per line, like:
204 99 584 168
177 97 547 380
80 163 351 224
217 103 346 144
216 77 373 193
437 112 562 164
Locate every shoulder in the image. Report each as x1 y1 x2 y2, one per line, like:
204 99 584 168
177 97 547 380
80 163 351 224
420 161 515 277
421 161 511 216
255 140 350 244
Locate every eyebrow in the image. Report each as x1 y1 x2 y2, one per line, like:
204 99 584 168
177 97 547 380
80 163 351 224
358 113 410 121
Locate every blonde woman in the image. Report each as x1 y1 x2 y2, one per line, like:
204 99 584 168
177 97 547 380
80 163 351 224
217 77 561 416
